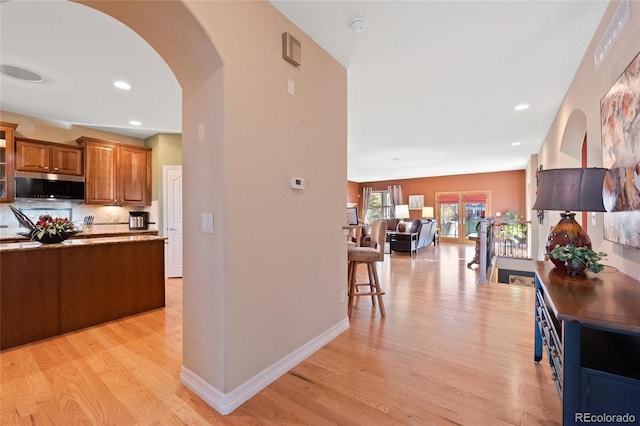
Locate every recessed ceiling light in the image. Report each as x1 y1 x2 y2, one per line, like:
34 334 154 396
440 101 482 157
129 120 142 126
114 81 132 90
514 104 529 111
512 141 521 146
0 64 43 82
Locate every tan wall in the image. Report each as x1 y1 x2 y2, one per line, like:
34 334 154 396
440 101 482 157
81 0 348 402
146 133 182 234
535 1 640 276
0 110 145 146
358 170 526 221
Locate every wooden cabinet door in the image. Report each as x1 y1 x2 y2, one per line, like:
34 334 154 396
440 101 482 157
51 146 83 175
15 139 49 172
79 136 151 206
85 142 117 204
0 249 61 349
0 122 17 202
118 145 151 205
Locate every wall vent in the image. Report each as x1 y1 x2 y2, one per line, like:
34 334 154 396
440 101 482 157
593 0 630 73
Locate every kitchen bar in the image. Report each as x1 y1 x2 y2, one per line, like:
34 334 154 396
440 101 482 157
0 235 166 350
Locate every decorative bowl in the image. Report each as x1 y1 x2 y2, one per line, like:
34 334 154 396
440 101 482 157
29 229 80 244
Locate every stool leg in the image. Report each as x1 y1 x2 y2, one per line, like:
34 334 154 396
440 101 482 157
370 262 386 317
366 263 377 306
348 261 358 317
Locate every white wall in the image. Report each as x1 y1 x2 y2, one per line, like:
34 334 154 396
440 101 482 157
535 0 640 278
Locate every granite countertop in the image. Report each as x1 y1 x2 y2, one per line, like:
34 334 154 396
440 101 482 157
0 235 166 253
0 223 158 243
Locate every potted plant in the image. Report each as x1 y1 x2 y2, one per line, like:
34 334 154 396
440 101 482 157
550 244 607 275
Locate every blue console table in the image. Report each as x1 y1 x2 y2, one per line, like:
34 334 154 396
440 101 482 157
534 261 640 425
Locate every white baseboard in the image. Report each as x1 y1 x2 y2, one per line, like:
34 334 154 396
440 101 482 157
180 317 349 415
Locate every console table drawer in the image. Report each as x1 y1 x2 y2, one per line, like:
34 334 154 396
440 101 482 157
536 289 563 396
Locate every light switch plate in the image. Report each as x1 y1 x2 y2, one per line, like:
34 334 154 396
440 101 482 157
202 213 213 234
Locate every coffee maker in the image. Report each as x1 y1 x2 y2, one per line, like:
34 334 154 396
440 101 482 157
129 211 149 230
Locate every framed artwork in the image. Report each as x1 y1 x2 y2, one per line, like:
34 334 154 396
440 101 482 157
601 51 640 248
408 195 424 210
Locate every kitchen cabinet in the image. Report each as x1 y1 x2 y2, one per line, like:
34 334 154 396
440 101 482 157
15 137 83 176
0 122 18 202
78 136 151 206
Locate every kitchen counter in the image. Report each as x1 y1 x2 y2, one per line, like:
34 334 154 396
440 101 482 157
0 225 158 244
0 234 165 253
1 235 165 350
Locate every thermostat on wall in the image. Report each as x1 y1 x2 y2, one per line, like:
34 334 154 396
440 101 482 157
290 177 305 190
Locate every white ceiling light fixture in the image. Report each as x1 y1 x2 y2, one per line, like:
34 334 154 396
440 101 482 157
0 64 43 82
512 141 522 146
514 103 529 111
114 80 132 90
350 18 367 33
129 120 141 126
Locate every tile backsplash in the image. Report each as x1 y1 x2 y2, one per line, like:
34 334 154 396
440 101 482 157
0 201 157 231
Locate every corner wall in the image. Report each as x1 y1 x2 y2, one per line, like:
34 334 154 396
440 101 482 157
80 0 348 414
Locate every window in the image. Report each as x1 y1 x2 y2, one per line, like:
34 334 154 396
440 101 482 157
367 190 392 222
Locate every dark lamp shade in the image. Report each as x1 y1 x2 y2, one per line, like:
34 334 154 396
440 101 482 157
532 168 607 212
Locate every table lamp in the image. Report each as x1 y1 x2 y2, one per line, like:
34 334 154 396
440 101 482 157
395 204 410 232
532 167 607 268
422 206 434 219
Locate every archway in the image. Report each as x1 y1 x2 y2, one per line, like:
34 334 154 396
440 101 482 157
74 0 350 415
76 0 228 409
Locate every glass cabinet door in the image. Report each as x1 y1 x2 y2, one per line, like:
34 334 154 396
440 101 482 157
0 131 7 199
0 123 18 202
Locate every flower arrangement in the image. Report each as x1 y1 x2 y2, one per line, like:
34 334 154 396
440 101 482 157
550 244 607 274
9 206 79 244
31 214 76 242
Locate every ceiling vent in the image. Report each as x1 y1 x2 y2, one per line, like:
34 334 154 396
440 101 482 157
0 64 43 82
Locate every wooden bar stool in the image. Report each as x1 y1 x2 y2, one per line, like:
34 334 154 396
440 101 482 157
347 219 388 317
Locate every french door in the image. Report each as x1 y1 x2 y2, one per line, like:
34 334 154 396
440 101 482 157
436 191 490 243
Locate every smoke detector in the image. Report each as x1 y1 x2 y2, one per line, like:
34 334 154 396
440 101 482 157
351 18 367 33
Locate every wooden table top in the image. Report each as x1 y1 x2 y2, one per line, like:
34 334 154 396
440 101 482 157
534 260 640 335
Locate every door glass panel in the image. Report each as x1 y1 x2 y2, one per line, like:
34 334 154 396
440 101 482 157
440 203 459 238
464 202 486 237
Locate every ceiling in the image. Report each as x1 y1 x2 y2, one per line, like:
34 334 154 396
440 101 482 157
1 1 609 182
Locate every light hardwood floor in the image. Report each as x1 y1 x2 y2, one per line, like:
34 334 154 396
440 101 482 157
1 243 561 425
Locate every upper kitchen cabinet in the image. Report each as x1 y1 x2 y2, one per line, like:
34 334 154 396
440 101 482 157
0 122 18 202
77 136 151 206
15 137 83 176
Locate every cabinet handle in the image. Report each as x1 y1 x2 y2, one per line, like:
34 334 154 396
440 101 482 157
44 166 49 171
53 167 59 172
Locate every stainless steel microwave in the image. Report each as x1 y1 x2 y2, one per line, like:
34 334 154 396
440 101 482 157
14 171 85 200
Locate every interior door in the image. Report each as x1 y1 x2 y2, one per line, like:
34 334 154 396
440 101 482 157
164 166 183 277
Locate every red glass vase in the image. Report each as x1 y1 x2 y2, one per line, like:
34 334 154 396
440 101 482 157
545 212 592 269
